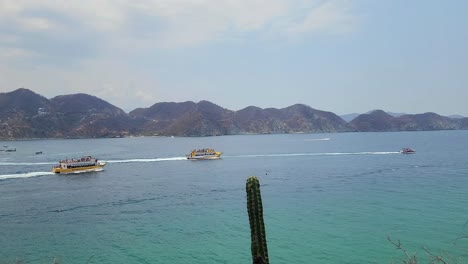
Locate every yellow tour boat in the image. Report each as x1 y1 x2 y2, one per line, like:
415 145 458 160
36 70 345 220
187 148 222 160
52 156 106 174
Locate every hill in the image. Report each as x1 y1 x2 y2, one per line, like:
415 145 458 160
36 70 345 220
130 102 349 136
0 89 142 139
350 110 463 131
1 88 467 139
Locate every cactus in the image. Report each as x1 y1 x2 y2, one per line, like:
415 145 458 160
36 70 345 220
246 176 269 264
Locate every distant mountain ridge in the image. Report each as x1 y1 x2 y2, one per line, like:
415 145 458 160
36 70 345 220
0 88 467 139
349 110 468 132
0 89 142 139
341 110 463 122
130 101 350 136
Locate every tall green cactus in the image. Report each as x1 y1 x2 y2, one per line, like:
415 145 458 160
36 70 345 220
246 176 269 264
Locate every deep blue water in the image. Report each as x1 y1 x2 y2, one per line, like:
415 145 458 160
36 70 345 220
0 131 467 263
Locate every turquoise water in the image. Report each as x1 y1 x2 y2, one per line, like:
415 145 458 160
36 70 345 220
0 131 467 263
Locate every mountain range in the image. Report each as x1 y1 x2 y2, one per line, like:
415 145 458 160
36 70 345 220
340 111 407 122
0 88 467 139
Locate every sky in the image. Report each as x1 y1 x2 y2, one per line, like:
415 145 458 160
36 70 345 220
0 0 467 116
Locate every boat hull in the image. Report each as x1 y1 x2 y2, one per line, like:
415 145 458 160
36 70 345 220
187 155 221 160
53 163 106 174
187 150 222 160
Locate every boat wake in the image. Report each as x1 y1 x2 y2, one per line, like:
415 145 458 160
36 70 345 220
0 162 55 166
305 138 331 141
106 157 187 163
225 151 400 158
291 138 331 142
0 171 54 180
66 168 104 174
0 157 187 167
0 152 400 180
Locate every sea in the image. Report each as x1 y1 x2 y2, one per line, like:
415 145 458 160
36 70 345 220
0 131 467 264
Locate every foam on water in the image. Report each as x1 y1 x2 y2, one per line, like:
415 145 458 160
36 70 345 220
225 151 400 158
291 137 331 141
106 157 187 163
68 168 104 174
306 137 331 141
0 158 188 167
0 171 54 180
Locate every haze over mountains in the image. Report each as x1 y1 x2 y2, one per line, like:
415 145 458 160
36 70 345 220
340 111 408 122
0 89 467 139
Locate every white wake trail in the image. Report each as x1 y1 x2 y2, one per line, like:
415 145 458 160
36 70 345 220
226 151 400 158
290 138 331 142
106 157 187 163
306 138 331 141
0 171 54 180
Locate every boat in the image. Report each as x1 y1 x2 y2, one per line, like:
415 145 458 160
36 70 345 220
187 148 222 160
5 148 16 152
52 156 106 174
35 151 43 155
400 147 416 154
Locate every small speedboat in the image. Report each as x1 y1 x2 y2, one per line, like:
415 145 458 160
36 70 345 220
187 148 222 160
35 151 43 155
400 148 416 154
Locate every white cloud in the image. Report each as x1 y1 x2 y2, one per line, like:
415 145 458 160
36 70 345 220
0 47 39 59
285 0 356 35
0 0 359 110
0 0 357 50
19 16 55 31
0 0 23 16
123 0 356 47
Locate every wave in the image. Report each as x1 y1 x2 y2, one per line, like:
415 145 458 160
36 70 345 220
66 168 104 174
305 138 331 141
225 151 400 158
49 197 158 213
106 157 187 163
291 138 331 142
0 171 54 180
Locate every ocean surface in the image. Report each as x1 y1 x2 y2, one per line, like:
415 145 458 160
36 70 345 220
0 131 467 264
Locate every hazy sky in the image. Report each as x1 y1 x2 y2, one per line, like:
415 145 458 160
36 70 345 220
0 0 467 115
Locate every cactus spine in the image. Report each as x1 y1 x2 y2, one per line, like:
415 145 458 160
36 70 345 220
246 176 269 264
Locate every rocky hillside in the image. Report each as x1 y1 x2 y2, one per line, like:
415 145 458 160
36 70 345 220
0 89 52 138
0 89 142 139
131 102 350 136
1 88 467 139
233 104 349 134
130 101 235 136
350 110 465 132
349 110 395 132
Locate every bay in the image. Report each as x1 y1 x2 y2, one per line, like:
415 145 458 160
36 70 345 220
1 131 467 263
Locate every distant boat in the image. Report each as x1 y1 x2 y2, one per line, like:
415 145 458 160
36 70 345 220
0 145 12 152
187 148 222 160
400 147 416 154
35 151 43 155
52 156 106 174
